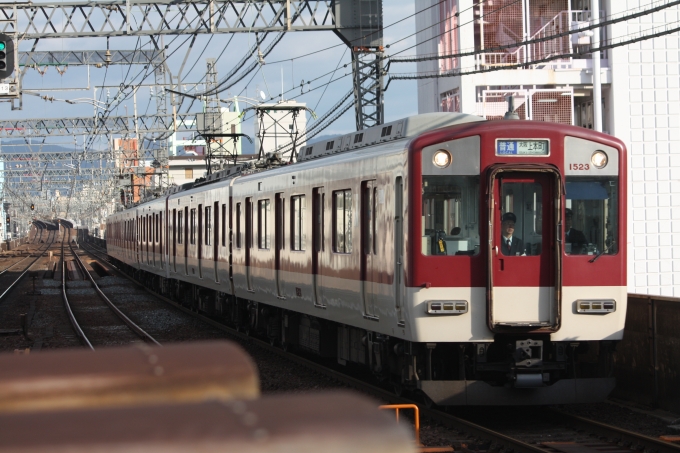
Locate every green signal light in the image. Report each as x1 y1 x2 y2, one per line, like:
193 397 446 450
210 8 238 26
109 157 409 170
0 42 5 51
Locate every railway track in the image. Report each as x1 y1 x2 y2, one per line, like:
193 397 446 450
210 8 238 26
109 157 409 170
80 239 680 453
60 233 160 349
0 233 55 306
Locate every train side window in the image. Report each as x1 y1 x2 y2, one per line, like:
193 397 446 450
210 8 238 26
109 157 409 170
258 199 271 249
177 210 183 244
564 176 619 256
205 206 211 246
221 204 226 247
190 208 196 245
291 195 305 251
236 203 242 248
333 189 352 253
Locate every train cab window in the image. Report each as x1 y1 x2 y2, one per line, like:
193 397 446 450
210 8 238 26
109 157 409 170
565 176 619 256
291 195 305 251
205 206 212 246
422 176 480 256
236 203 242 248
258 199 271 249
333 189 353 253
190 209 196 245
177 210 183 244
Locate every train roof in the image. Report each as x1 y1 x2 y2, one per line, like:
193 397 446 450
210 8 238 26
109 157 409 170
125 112 485 208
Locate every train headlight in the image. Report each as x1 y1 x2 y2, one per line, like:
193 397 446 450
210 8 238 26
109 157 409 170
433 150 452 168
591 150 608 169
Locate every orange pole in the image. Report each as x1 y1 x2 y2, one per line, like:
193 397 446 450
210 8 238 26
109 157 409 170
379 404 420 445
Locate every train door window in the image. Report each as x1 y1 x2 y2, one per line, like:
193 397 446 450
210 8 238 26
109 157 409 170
155 213 159 243
565 177 619 256
160 213 163 252
205 206 211 246
291 195 306 251
177 210 183 244
500 182 542 256
245 198 253 250
422 175 480 256
190 208 196 245
362 183 377 255
236 202 242 248
221 203 226 247
333 189 353 253
258 199 271 249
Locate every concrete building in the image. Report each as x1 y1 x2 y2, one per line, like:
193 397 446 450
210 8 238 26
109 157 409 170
415 0 680 296
168 155 208 187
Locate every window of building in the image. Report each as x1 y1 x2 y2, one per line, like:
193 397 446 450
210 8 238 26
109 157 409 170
205 206 211 246
333 189 352 253
190 208 196 245
258 199 270 249
185 168 193 180
291 195 305 251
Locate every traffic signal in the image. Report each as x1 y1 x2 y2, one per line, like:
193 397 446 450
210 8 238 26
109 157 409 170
0 33 14 80
30 204 34 211
5 216 9 224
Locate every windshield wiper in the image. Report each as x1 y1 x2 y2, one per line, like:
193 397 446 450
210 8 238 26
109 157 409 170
589 247 609 263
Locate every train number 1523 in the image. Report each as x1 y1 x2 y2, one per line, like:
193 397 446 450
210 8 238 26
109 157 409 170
569 163 590 170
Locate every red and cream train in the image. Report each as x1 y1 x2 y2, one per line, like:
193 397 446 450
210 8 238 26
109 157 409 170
107 112 627 405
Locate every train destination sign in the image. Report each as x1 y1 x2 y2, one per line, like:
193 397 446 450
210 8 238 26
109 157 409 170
496 139 549 156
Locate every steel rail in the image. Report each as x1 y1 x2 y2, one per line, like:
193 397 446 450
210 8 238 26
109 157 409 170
68 236 161 346
548 408 680 453
60 238 94 351
0 236 55 303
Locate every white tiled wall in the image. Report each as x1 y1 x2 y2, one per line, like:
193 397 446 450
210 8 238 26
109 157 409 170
609 1 680 296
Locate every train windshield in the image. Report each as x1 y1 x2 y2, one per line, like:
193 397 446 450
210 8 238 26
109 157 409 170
564 176 619 256
422 175 480 256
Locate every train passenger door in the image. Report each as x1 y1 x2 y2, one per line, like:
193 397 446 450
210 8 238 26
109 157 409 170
489 168 560 330
361 180 378 319
245 197 253 291
312 187 325 308
275 193 284 298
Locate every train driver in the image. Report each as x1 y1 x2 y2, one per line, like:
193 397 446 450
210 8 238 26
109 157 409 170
500 212 525 256
565 208 588 254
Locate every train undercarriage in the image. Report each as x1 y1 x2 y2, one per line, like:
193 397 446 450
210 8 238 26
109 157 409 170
122 263 617 405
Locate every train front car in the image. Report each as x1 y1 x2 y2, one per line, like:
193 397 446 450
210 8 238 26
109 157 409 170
407 120 626 405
